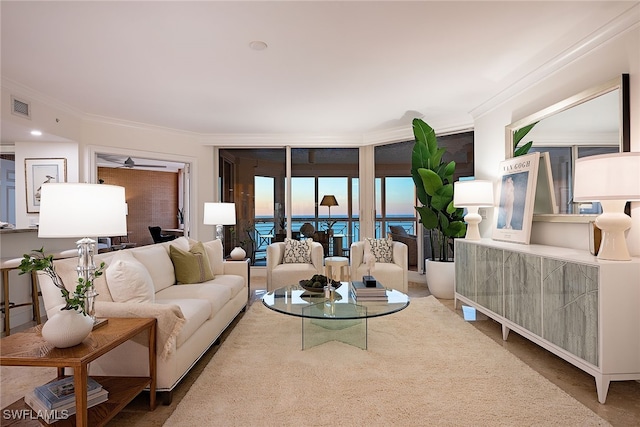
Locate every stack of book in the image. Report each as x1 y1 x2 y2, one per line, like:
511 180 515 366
350 280 388 301
24 376 108 424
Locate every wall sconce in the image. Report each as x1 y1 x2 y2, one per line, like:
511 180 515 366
573 152 640 261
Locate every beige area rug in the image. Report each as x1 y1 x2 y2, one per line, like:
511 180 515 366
164 297 608 426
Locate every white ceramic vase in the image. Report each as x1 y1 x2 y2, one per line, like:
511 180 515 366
425 259 455 299
230 246 246 260
42 309 93 348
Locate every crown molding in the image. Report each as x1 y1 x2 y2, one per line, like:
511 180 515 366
470 3 640 120
197 133 364 147
83 112 203 139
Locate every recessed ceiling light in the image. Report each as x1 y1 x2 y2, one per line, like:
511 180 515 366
31 130 42 136
249 41 268 51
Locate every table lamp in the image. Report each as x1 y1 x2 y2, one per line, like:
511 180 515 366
38 183 128 322
573 152 640 261
453 180 494 240
203 202 236 244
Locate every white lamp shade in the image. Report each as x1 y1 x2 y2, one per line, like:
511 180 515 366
38 183 128 238
574 152 640 202
203 202 236 225
453 180 494 207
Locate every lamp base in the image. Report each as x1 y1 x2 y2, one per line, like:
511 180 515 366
464 209 482 240
595 201 632 261
75 237 98 323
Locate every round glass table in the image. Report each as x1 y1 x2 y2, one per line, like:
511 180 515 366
262 282 409 349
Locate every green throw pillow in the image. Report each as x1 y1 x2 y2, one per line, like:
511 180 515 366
170 241 215 284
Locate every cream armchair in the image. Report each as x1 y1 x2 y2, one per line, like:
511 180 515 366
350 240 408 293
266 240 324 292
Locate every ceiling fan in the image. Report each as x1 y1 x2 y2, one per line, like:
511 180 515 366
99 154 167 169
119 157 166 169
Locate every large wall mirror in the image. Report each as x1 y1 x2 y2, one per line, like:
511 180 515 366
506 74 630 221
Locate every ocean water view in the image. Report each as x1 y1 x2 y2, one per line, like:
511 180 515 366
251 216 416 254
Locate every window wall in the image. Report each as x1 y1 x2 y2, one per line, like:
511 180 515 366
291 148 358 256
219 147 358 263
219 132 473 269
374 141 419 268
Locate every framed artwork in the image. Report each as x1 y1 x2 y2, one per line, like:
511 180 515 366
492 152 540 244
25 158 67 213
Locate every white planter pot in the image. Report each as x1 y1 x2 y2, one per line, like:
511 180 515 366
230 246 247 260
42 309 93 348
425 259 455 300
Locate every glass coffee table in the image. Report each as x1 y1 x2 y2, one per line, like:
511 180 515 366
262 282 409 350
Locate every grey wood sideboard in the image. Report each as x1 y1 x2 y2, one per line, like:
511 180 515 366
454 238 640 404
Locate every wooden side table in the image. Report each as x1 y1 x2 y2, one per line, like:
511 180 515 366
0 317 156 427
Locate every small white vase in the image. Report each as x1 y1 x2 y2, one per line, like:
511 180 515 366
42 309 93 348
230 246 246 260
425 259 455 299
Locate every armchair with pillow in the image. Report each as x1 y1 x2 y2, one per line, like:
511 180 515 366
266 238 324 292
350 237 408 293
388 225 417 268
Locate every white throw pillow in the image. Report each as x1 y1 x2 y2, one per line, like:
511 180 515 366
365 237 394 263
106 252 155 303
283 238 312 264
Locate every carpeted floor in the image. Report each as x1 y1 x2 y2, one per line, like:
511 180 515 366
163 296 609 426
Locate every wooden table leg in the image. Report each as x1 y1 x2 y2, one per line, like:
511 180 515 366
2 269 10 336
74 364 89 427
148 320 157 410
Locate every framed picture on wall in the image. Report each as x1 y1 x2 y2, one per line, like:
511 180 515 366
25 158 67 213
492 152 540 244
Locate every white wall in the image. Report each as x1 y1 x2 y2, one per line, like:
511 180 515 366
474 26 640 256
79 119 215 242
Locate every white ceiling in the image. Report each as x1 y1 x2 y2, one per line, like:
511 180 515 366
1 1 638 143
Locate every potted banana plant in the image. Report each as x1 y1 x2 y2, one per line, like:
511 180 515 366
411 118 466 298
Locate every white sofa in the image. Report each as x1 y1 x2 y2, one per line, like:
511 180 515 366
37 237 248 403
266 240 324 291
350 240 408 293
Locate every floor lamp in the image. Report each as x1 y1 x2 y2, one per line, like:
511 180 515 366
573 152 640 261
320 195 338 227
37 183 128 323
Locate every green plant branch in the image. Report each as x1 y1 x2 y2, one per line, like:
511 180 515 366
19 247 105 315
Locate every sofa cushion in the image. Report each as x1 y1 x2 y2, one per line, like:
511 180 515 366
155 280 238 320
105 252 155 303
53 255 115 303
155 299 211 348
283 238 312 264
365 237 394 263
131 245 176 292
202 239 224 276
170 242 215 284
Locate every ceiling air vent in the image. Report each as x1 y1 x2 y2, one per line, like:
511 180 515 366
11 96 31 119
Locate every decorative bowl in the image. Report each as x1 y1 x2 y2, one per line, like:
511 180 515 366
299 275 341 293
